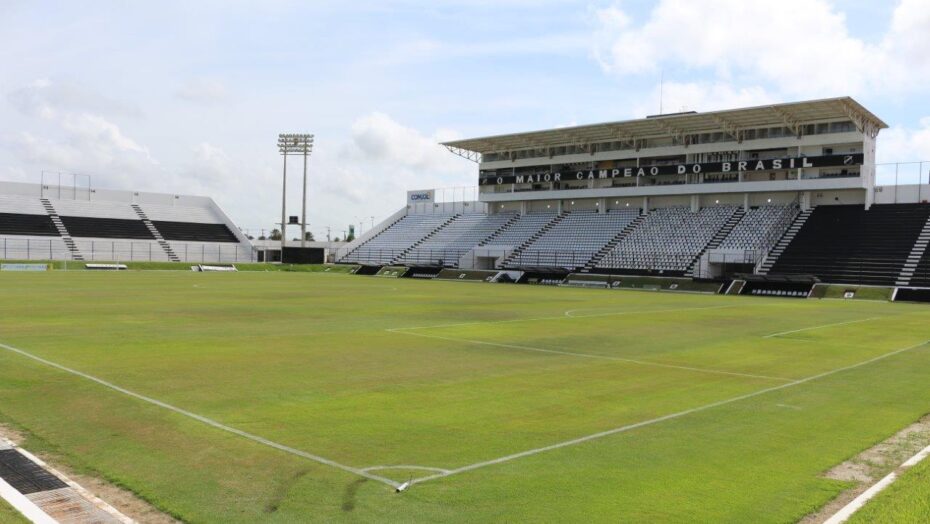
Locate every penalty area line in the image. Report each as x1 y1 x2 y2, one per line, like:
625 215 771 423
389 329 795 383
762 317 881 339
0 341 401 489
408 339 930 486
390 304 741 332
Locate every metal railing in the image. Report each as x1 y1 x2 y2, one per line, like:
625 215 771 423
0 238 257 263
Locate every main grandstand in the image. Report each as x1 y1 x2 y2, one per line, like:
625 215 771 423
337 97 930 291
0 180 253 263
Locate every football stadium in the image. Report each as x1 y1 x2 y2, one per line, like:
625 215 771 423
1 94 930 523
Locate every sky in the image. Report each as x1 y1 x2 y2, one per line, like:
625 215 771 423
1 0 929 239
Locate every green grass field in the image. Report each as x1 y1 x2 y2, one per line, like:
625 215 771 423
0 499 28 524
0 271 928 522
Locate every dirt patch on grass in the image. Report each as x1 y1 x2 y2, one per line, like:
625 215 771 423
0 423 180 524
801 414 930 523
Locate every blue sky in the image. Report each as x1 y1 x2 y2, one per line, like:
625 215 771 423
1 1 929 238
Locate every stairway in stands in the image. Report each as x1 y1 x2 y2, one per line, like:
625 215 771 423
896 215 930 286
131 204 181 262
500 212 565 267
390 214 458 264
39 198 84 261
685 207 745 277
582 213 645 272
757 207 814 274
478 213 521 245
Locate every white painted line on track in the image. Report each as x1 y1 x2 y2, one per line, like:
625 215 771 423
824 441 930 524
408 339 930 486
390 329 795 382
0 341 401 489
391 304 741 332
762 317 881 339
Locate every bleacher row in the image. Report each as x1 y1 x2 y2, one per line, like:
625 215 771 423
0 194 246 262
768 204 930 286
340 203 930 287
341 204 803 275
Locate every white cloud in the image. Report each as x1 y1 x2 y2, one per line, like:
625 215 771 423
2 79 159 189
629 81 777 118
175 78 228 104
878 117 930 164
7 79 140 119
592 0 930 98
346 112 463 173
307 112 472 224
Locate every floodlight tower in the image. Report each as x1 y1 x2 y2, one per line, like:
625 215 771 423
277 133 314 255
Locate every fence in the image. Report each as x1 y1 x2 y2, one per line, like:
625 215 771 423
334 246 768 277
0 238 257 263
875 161 930 204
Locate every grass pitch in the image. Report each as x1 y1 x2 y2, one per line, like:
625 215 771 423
0 499 28 524
0 271 929 522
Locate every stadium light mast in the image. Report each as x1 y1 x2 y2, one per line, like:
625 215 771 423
277 133 314 256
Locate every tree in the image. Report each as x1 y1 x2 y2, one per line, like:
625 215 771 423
333 237 341 242
304 231 315 241
269 229 282 240
345 232 356 242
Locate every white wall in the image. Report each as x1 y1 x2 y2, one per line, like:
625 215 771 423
874 184 930 204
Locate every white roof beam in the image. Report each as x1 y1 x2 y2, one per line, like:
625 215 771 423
837 99 881 138
769 106 802 137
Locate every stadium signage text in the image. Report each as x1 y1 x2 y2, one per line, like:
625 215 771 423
407 189 435 204
480 153 863 185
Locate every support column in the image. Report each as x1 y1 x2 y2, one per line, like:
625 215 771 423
691 194 700 212
743 193 750 210
800 191 811 211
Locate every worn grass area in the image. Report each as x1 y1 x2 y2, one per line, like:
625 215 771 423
0 272 928 522
849 451 930 523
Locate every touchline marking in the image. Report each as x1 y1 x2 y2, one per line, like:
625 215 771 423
824 441 930 524
0 341 401 489
390 329 795 382
408 339 930 486
391 304 741 332
762 317 881 339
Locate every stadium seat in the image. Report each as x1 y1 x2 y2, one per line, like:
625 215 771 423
596 206 738 275
504 210 640 269
769 204 930 285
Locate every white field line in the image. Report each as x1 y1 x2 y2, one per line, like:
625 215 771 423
0 475 57 524
408 339 930 486
391 304 740 332
762 317 881 339
824 442 930 524
0 341 401 490
9 438 133 523
362 465 451 474
390 329 794 383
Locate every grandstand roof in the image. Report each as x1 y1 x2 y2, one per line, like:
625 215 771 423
442 97 887 156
